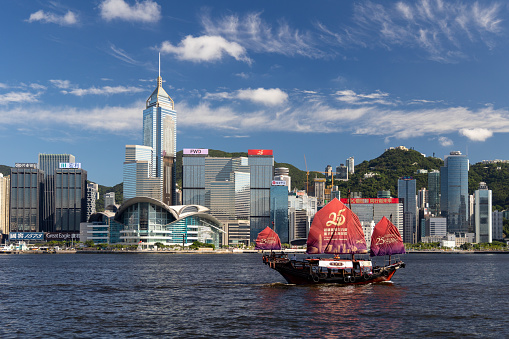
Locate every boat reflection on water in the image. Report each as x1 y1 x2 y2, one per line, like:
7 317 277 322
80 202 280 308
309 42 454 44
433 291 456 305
256 282 406 337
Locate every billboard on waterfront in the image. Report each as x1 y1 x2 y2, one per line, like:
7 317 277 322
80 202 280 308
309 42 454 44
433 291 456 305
46 232 80 240
9 232 44 241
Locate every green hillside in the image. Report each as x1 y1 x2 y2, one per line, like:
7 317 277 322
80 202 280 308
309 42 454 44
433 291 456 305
334 149 443 198
469 162 509 210
0 165 11 177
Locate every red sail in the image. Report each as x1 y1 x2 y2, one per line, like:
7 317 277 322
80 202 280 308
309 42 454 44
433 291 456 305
255 226 282 250
307 198 367 254
370 216 406 257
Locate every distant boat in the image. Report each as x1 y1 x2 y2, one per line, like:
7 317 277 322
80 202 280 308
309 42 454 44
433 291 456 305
263 198 405 285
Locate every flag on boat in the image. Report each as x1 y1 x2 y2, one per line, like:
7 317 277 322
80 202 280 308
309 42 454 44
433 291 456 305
307 198 367 254
255 226 282 250
370 216 406 257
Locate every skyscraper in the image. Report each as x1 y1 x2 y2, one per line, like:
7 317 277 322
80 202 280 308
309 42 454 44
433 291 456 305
347 156 355 174
38 153 75 232
440 151 469 233
10 164 44 232
474 182 492 243
0 174 10 236
123 145 161 201
428 170 440 216
143 63 177 205
248 149 274 242
54 167 87 232
398 177 416 243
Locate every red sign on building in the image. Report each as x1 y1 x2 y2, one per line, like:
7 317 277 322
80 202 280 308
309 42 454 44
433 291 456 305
248 149 273 156
340 198 399 204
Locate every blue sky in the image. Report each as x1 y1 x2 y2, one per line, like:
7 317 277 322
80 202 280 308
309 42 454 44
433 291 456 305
2 0 509 186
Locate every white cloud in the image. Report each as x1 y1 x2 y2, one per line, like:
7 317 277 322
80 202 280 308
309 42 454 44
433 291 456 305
335 89 392 105
26 10 78 26
236 88 288 106
204 88 288 106
0 91 40 105
0 83 8 89
50 80 72 89
64 86 144 96
438 136 453 147
318 0 504 62
459 128 493 141
99 0 161 23
160 35 251 64
106 43 139 65
29 83 47 90
0 102 143 133
201 11 327 58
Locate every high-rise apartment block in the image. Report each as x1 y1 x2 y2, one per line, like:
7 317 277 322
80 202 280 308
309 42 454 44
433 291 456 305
347 156 354 174
492 210 504 240
474 182 492 243
0 174 10 236
86 183 98 222
441 151 469 233
104 192 116 208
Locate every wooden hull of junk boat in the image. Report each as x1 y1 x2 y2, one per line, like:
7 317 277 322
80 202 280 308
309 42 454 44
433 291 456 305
264 258 405 285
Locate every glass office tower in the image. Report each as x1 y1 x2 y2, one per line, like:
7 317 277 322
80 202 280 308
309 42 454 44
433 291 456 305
143 73 177 205
54 168 87 232
428 170 440 216
398 177 417 243
440 151 469 233
9 165 44 232
249 150 274 242
123 145 161 201
38 154 75 232
270 185 289 243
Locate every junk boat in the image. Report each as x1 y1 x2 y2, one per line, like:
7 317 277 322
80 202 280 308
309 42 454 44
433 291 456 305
261 198 405 285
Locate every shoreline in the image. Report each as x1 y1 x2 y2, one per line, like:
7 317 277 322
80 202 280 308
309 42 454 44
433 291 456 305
1 249 508 255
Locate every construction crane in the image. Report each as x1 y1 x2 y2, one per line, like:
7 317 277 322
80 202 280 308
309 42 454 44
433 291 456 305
303 155 336 193
303 154 309 194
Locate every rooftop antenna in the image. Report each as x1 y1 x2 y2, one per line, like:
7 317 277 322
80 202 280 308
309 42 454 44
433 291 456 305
158 52 161 78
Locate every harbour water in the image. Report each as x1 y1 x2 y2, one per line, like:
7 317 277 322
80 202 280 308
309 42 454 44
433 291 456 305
0 253 507 338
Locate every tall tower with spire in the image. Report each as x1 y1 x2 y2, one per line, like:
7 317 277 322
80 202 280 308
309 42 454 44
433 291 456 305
142 55 177 205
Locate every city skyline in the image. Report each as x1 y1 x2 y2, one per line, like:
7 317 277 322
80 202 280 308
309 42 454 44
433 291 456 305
4 1 509 186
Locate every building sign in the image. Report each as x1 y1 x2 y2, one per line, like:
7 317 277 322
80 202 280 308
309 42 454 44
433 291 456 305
271 180 287 186
248 149 273 156
9 232 44 241
46 232 80 240
183 148 209 155
15 163 37 169
340 198 400 204
59 163 81 169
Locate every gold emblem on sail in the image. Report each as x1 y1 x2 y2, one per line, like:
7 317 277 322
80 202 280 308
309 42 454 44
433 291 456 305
326 209 346 227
